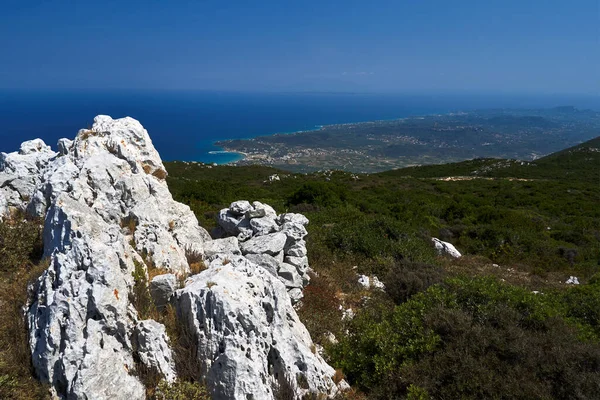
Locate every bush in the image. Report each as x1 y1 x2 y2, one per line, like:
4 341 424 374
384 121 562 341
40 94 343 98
331 277 600 399
384 260 446 304
287 181 348 208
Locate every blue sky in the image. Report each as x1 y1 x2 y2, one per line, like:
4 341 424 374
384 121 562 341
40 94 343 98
1 0 598 93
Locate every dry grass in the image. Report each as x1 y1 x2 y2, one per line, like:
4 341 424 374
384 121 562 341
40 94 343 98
439 254 566 291
148 267 170 281
142 164 153 174
120 215 137 235
185 246 206 275
0 217 50 399
152 168 168 180
332 369 345 385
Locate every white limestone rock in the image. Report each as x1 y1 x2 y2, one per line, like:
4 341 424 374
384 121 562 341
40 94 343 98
566 276 580 285
229 200 253 215
240 232 287 256
57 138 74 155
277 262 304 289
252 201 277 219
176 255 337 399
244 253 280 277
357 275 370 288
278 213 309 226
135 320 177 383
0 138 57 217
280 222 308 242
372 276 386 290
432 238 462 258
18 115 212 399
203 237 241 258
249 216 279 236
150 274 178 309
285 240 308 257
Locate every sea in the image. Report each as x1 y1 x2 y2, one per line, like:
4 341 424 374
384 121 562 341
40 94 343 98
1 90 598 164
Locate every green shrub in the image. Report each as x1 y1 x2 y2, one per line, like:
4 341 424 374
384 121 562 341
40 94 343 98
287 181 348 208
331 277 600 399
384 260 446 304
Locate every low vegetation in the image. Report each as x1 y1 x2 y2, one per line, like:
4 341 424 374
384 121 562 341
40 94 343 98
164 137 600 398
1 136 598 399
0 217 49 399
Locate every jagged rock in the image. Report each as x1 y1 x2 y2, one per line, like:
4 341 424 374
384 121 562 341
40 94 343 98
176 255 337 399
240 232 287 256
246 207 266 218
12 116 211 399
279 213 309 226
277 262 304 289
372 276 385 290
57 138 73 155
252 201 277 219
250 216 278 236
285 255 309 271
244 253 280 277
357 275 385 290
135 320 177 383
2 115 337 400
432 237 462 258
203 237 241 258
229 200 252 215
0 138 57 217
217 209 252 240
285 240 307 257
280 222 308 242
357 275 370 288
150 274 178 309
288 288 304 304
566 276 580 285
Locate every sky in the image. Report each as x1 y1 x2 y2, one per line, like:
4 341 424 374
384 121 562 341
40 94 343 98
1 0 598 94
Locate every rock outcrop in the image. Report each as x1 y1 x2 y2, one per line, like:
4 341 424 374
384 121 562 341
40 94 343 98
0 115 338 400
177 255 336 399
432 237 462 258
215 201 312 303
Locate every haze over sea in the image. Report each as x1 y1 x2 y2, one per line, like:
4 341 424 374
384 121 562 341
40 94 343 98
1 90 598 164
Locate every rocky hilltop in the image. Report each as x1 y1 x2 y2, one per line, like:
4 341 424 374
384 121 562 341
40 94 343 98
0 116 340 399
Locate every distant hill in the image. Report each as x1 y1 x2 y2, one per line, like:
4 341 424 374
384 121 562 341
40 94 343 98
381 135 600 183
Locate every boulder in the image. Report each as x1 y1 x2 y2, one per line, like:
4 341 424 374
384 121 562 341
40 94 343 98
203 237 241 258
244 253 281 277
277 262 304 289
357 275 370 288
1 115 338 400
285 240 307 257
240 232 287 256
432 238 462 258
279 213 309 226
229 200 252 215
135 320 177 383
249 216 278 236
0 138 57 217
150 274 178 309
252 201 277 219
176 255 337 399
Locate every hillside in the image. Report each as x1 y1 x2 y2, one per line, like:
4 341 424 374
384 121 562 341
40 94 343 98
1 127 598 399
164 138 600 398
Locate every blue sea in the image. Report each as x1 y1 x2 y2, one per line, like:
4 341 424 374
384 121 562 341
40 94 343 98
1 90 598 164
